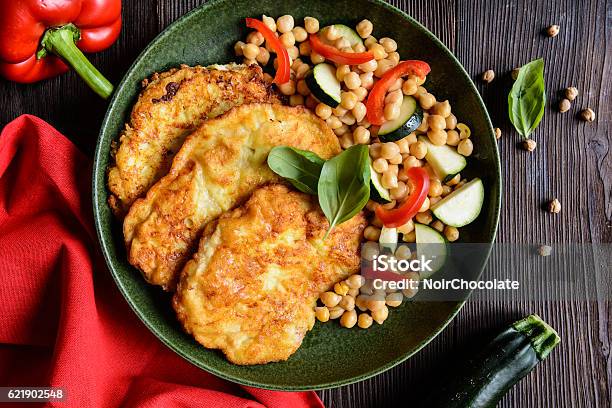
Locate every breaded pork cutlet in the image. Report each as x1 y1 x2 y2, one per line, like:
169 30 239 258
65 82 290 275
107 63 280 217
173 184 367 365
123 103 342 291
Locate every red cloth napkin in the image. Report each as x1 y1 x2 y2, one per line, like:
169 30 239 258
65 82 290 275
0 115 324 408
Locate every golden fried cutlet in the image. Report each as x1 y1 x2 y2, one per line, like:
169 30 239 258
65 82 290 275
107 63 280 217
123 104 341 291
173 184 367 365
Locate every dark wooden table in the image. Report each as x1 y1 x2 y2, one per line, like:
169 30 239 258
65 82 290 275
1 1 609 406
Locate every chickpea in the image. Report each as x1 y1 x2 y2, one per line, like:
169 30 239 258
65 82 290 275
369 142 382 158
429 196 441 206
304 16 319 34
366 296 386 311
385 89 403 105
315 103 332 120
234 41 245 56
384 102 401 121
287 45 299 60
340 91 358 110
445 113 457 129
277 15 294 33
347 274 365 289
361 241 379 262
395 244 412 260
340 134 353 149
278 79 296 96
329 306 344 319
387 51 400 65
395 137 410 154
295 64 310 80
364 35 377 47
431 220 444 232
364 225 381 241
403 155 422 168
389 153 403 165
279 32 295 48
310 51 325 64
358 313 373 329
406 132 418 144
381 170 398 189
416 114 428 132
379 37 397 52
315 306 330 322
371 305 389 324
404 231 416 243
410 141 427 159
388 77 403 91
427 129 448 146
326 115 343 129
247 31 265 46
381 142 401 159
446 130 460 146
289 94 304 106
415 210 433 225
402 77 418 95
428 114 446 131
375 59 394 77
359 72 374 89
332 105 347 117
386 292 403 307
348 287 360 297
446 174 460 186
390 181 408 200
415 85 427 96
358 59 377 72
334 64 350 82
418 197 430 213
334 281 350 295
444 225 459 242
402 272 420 298
457 123 471 139
457 139 474 156
292 26 308 42
305 95 318 109
256 47 270 65
340 112 356 126
352 102 367 122
353 87 368 102
356 19 374 38
260 14 276 31
369 43 387 60
397 218 414 234
299 41 311 56
429 179 443 197
372 157 389 173
431 100 451 117
339 309 357 328
344 72 361 90
353 126 370 144
321 291 341 307
419 93 436 109
339 295 356 311
242 43 260 60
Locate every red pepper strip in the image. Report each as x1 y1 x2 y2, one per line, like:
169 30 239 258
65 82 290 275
375 167 430 228
245 18 290 85
309 34 374 65
366 60 431 125
0 0 121 98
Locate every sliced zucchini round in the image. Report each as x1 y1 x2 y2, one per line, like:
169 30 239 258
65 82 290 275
306 63 341 108
321 24 364 47
418 136 467 182
369 164 391 203
415 223 447 278
378 96 423 142
431 178 484 227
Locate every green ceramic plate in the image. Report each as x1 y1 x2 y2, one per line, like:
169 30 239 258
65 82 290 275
93 0 500 390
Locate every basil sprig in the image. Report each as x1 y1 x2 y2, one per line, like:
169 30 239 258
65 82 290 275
508 58 546 138
267 147 324 194
267 145 371 237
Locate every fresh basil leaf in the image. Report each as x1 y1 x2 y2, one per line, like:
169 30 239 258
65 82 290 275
318 145 371 237
508 58 546 138
267 146 325 195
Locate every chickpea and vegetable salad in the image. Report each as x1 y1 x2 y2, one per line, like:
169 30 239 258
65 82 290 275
238 15 485 329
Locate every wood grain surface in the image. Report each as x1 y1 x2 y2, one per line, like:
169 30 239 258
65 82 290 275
0 1 609 406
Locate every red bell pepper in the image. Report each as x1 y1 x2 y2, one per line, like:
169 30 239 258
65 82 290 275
245 18 290 85
366 60 431 125
309 34 374 65
375 167 430 228
0 0 121 99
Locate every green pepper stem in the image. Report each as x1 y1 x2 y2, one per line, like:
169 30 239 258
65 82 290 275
41 24 113 99
512 314 560 360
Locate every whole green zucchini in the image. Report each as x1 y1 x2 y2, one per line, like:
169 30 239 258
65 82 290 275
425 314 560 408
